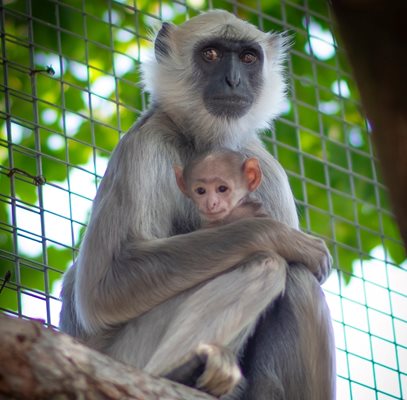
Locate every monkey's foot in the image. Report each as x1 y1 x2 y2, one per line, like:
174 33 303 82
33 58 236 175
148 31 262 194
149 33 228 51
163 343 242 397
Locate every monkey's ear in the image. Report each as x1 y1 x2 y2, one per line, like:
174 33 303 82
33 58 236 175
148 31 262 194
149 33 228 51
243 158 262 192
173 165 188 196
155 22 176 63
265 32 291 63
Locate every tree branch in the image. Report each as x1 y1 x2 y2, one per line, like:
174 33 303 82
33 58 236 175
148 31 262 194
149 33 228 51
0 314 215 400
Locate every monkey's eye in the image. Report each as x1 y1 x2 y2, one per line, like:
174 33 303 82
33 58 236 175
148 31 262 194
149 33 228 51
218 185 228 193
202 48 220 62
195 187 206 195
240 51 257 64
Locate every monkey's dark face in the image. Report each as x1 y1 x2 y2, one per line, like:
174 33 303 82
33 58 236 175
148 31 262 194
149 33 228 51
193 38 264 119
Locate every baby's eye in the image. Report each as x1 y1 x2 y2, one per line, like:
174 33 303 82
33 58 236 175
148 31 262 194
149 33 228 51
195 187 206 195
218 186 228 193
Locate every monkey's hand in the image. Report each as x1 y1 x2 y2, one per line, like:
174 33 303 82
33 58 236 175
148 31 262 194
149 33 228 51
289 230 332 283
196 344 242 397
163 343 242 397
279 227 332 283
251 218 332 283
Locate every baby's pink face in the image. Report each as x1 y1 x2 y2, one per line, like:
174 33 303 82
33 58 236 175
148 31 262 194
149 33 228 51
187 162 247 222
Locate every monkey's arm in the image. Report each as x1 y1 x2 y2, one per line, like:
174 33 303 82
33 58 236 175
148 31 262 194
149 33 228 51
243 138 333 276
76 214 329 333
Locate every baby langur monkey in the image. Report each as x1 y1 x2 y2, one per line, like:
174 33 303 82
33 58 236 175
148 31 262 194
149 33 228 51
169 149 267 395
174 149 266 228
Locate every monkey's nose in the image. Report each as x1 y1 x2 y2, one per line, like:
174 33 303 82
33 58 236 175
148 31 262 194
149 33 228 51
225 75 241 88
207 198 219 210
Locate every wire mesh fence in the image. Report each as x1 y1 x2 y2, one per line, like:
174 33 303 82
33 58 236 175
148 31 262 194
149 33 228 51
0 1 405 399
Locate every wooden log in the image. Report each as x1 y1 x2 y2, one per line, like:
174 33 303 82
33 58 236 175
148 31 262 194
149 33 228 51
0 314 215 400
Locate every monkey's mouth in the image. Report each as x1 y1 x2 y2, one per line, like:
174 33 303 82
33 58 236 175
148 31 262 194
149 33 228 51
206 96 251 118
202 210 227 220
212 96 250 106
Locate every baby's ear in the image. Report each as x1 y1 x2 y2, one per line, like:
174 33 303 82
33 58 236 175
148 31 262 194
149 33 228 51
173 164 188 196
242 158 262 192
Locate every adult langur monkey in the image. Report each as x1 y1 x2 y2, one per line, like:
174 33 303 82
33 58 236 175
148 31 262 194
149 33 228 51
60 10 336 400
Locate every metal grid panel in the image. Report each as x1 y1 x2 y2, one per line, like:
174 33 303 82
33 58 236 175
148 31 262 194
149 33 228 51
0 1 405 399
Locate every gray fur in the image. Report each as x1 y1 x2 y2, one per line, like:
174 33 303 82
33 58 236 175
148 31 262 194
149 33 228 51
60 10 335 399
